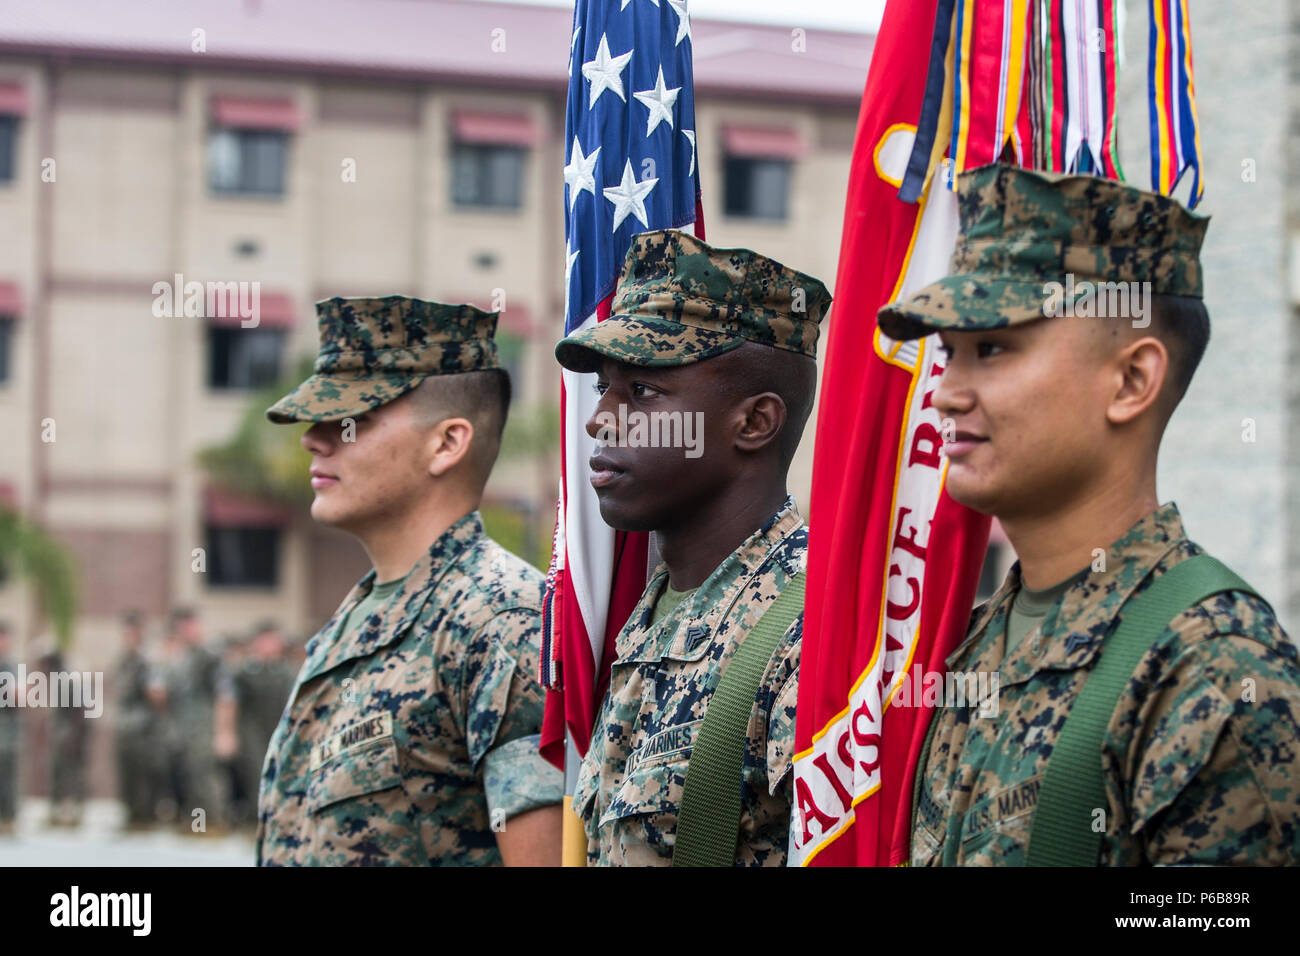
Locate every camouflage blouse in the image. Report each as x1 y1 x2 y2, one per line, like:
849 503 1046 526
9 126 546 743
257 512 561 865
912 503 1300 866
575 497 806 866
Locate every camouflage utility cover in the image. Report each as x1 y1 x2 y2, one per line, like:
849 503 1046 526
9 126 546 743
574 497 806 866
878 164 1210 341
912 503 1300 866
267 295 501 423
256 512 562 865
556 229 831 372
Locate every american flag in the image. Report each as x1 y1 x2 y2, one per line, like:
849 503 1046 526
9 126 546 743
539 0 704 771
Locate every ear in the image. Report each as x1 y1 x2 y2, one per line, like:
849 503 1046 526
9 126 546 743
734 392 787 454
425 417 475 477
1106 336 1168 426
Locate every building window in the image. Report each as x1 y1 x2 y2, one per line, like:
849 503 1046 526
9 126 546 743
0 116 15 184
206 526 280 588
723 157 791 221
208 127 288 196
207 326 285 390
452 144 525 209
0 317 12 383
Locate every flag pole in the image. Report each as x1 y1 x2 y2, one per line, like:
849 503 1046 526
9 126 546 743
561 734 587 866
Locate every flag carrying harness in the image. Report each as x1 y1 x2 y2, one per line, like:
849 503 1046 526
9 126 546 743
911 554 1262 866
1027 554 1260 865
673 571 807 867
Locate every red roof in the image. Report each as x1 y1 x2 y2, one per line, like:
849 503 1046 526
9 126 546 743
0 0 872 103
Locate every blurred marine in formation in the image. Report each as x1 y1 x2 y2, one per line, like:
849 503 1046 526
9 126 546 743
43 644 88 827
114 610 159 829
226 621 294 827
878 165 1300 865
257 295 562 866
150 608 231 833
556 231 831 866
0 622 19 836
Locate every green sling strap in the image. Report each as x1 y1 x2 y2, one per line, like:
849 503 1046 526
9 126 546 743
672 570 807 867
1026 554 1261 866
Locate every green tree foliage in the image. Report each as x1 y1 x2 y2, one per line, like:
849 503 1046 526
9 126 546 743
198 355 316 507
0 507 78 650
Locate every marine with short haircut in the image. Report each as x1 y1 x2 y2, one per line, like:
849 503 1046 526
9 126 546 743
257 295 562 866
878 164 1300 866
557 229 830 866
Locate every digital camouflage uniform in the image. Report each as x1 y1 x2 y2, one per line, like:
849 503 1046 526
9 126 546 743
911 504 1300 865
573 498 806 866
258 295 561 865
880 165 1300 865
257 512 558 865
557 229 831 866
232 653 294 823
114 646 159 824
154 643 228 825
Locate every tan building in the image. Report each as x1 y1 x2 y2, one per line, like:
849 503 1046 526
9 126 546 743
0 0 871 795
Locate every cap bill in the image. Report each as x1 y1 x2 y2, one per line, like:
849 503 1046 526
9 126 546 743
265 371 426 424
877 273 1084 341
554 315 745 373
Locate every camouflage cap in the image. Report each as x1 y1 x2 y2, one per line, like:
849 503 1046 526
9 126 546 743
554 229 831 373
877 163 1210 341
266 295 500 423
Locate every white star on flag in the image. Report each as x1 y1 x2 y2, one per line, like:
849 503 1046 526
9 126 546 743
633 67 680 137
564 138 601 210
582 34 634 108
683 129 696 175
621 0 660 8
603 160 658 232
564 247 580 313
668 0 691 46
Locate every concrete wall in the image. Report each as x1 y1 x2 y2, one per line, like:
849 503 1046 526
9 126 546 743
1118 0 1295 630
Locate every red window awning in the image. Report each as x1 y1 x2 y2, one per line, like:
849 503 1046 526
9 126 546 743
206 290 296 328
451 110 539 148
210 95 300 131
204 487 290 528
722 124 807 160
0 282 23 317
0 83 28 117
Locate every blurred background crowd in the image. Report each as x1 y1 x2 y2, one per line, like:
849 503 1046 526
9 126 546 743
0 611 299 836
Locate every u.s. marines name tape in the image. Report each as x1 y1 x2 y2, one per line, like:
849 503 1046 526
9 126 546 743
311 711 395 771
